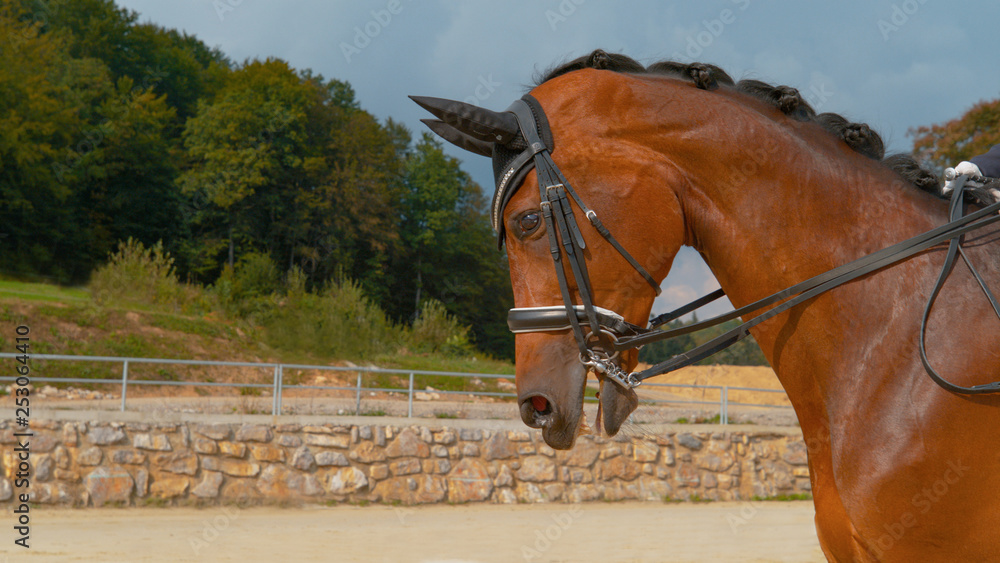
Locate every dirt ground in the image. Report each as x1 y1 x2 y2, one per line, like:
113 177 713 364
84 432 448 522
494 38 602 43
14 501 825 563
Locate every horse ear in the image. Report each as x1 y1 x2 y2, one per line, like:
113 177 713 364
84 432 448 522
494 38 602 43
409 95 519 144
420 119 494 157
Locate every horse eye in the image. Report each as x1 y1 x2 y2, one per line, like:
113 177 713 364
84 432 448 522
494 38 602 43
516 212 541 236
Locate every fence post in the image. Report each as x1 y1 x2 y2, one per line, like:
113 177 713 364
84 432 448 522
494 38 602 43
407 372 414 418
355 369 363 416
721 386 728 425
272 364 281 416
120 360 129 412
277 364 284 417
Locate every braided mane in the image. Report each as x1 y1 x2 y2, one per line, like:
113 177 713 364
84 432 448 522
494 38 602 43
535 50 944 197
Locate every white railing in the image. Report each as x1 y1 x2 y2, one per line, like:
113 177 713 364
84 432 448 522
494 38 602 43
0 353 791 423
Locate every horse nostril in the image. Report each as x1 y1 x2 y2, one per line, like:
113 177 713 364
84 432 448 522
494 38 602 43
531 395 550 414
520 394 555 428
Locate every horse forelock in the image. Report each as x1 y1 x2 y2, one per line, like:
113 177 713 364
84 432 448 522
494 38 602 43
533 50 946 199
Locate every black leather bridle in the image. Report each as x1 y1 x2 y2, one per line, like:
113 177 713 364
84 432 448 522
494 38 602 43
496 95 1000 395
500 96 659 387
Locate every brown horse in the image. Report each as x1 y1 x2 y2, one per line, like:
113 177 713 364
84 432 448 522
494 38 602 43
415 52 1000 560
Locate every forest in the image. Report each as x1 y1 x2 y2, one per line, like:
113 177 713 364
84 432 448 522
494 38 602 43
0 0 514 358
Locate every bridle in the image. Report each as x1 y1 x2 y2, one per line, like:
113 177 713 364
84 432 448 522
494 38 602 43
497 96 660 388
495 95 1000 395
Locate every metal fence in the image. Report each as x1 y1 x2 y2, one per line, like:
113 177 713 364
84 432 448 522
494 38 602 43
0 353 791 424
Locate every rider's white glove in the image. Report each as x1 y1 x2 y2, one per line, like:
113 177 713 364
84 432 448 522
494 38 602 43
954 161 984 177
944 161 987 196
945 161 1000 208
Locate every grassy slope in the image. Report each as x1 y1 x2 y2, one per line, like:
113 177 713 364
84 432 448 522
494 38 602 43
0 280 514 392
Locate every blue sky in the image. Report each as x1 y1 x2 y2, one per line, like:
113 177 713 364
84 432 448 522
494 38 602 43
117 0 1000 319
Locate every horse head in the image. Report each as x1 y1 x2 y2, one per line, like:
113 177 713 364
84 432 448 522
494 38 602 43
413 66 688 449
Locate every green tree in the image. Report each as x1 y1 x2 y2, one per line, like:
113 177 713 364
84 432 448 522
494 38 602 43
1 0 225 281
179 59 404 290
911 98 1000 171
637 319 697 365
179 58 313 270
0 1 513 358
296 78 404 298
0 8 110 280
695 319 769 366
388 134 513 358
121 23 230 123
71 77 181 269
13 0 229 122
638 317 769 367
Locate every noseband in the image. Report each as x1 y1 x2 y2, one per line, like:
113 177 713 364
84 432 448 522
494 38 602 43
494 96 1000 395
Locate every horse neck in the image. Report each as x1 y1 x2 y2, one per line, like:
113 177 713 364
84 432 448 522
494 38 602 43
653 101 949 395
658 105 943 307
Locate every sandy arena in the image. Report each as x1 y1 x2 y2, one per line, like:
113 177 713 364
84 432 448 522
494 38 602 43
15 501 824 562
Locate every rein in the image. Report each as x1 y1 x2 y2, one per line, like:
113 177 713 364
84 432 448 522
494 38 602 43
498 95 1000 394
627 181 1000 392
920 175 1000 393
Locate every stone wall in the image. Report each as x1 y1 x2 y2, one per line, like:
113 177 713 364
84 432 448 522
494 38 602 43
0 415 811 506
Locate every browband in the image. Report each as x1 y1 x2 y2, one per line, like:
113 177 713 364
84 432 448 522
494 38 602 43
490 95 554 248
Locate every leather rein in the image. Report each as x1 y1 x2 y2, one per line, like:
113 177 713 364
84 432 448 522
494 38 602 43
499 96 1000 395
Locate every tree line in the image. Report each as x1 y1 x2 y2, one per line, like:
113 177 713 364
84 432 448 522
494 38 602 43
2 0 991 363
637 316 770 367
0 0 513 358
